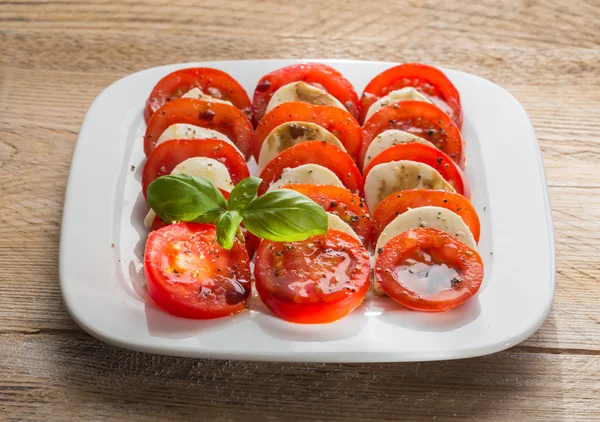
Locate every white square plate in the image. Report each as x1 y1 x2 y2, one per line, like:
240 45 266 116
60 60 555 362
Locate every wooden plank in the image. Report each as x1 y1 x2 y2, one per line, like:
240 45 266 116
0 333 598 421
0 29 599 86
1 0 599 49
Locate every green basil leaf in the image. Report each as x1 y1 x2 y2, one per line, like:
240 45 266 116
147 174 227 224
216 210 243 250
242 189 328 242
227 176 262 212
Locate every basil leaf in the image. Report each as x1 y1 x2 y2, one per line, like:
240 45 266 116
242 189 328 242
147 174 227 224
216 211 243 250
227 176 262 212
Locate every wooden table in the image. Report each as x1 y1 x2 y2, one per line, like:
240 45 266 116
1 1 599 420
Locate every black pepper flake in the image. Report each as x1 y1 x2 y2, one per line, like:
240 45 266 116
351 216 359 222
450 276 462 288
330 201 337 208
437 157 442 165
377 247 383 254
199 109 216 120
130 165 136 171
443 199 448 203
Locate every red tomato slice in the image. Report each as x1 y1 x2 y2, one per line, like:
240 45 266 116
142 139 249 199
362 142 470 198
144 98 254 160
252 102 362 162
371 189 480 248
252 63 360 123
144 222 252 319
361 101 464 168
254 229 370 323
360 63 462 127
281 184 372 245
257 142 364 196
144 67 252 124
375 228 483 312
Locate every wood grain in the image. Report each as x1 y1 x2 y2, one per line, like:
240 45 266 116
1 0 600 420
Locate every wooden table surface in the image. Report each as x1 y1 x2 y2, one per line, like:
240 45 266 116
1 1 599 420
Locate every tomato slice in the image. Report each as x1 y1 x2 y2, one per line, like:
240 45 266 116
360 63 462 127
371 189 480 248
254 229 370 323
361 101 464 168
281 184 372 245
142 139 249 198
362 142 470 198
144 68 252 124
252 102 362 162
257 142 364 196
252 63 360 123
144 98 254 160
374 228 483 312
144 222 251 319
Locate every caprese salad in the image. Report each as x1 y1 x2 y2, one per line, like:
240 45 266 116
139 62 484 323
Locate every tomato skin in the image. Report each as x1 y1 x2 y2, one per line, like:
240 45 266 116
144 67 252 124
371 189 480 248
254 229 371 324
142 139 249 199
363 142 470 198
375 228 483 312
144 98 254 160
257 142 364 196
360 63 462 127
361 101 464 169
252 102 362 162
252 63 360 123
281 184 372 245
144 223 251 319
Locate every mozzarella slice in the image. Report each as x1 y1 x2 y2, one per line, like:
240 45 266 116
365 160 454 211
144 209 157 229
182 87 233 106
144 157 234 229
364 87 432 122
265 81 345 113
258 122 345 172
155 124 241 154
327 213 360 241
363 130 435 169
171 157 234 192
267 164 345 191
375 206 476 251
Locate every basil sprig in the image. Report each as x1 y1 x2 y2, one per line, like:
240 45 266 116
147 174 328 249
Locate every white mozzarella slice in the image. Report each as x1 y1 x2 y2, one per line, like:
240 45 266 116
265 81 345 113
258 122 345 172
181 87 233 106
267 164 345 191
155 124 241 154
363 130 435 168
144 209 157 229
364 160 454 211
144 157 234 229
171 157 234 192
327 213 360 241
375 206 476 252
364 87 432 122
